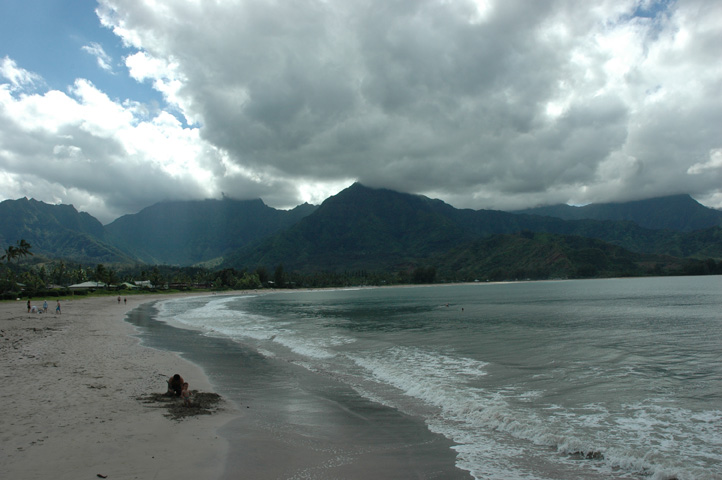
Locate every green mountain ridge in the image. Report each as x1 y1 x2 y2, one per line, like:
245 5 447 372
105 198 318 265
0 198 132 264
224 184 472 272
224 184 722 276
513 194 722 232
432 232 679 282
2 186 721 281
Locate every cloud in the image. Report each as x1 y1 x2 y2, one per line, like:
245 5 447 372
2 0 722 223
1 56 42 90
0 64 234 223
82 42 115 73
688 149 722 176
92 0 722 210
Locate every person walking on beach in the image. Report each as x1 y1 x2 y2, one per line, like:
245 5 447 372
43 300 48 313
118 296 121 304
56 300 61 314
27 300 31 313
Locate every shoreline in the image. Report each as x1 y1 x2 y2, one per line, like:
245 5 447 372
3 289 474 479
138 291 473 480
0 293 238 480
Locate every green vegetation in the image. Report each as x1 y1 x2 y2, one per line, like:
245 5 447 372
0 246 264 300
2 241 721 301
515 194 722 232
2 186 722 299
2 239 33 265
432 232 722 282
104 198 317 265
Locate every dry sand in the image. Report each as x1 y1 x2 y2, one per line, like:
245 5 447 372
0 294 237 480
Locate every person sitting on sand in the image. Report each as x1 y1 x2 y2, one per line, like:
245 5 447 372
181 382 191 406
167 374 185 397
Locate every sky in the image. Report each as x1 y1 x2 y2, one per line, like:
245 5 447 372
1 0 721 224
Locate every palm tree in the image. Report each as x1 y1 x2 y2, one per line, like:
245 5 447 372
15 239 33 264
2 245 18 264
95 264 108 285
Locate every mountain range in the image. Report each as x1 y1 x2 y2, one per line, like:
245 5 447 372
223 184 722 278
0 198 132 264
513 194 722 232
105 198 317 265
2 185 721 280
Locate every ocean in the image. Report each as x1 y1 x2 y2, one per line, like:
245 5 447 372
128 276 722 479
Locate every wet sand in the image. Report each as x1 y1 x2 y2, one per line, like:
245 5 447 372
0 294 235 480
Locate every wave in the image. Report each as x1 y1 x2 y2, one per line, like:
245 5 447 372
152 290 722 480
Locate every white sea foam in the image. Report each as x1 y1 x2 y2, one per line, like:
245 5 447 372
345 344 721 479
161 295 359 360
156 295 238 328
156 296 286 345
273 334 339 359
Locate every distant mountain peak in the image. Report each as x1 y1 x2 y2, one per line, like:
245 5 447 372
0 197 128 263
513 194 721 232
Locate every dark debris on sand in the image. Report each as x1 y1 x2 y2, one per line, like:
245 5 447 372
137 391 223 420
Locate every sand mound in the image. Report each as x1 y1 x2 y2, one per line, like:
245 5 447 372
137 391 224 420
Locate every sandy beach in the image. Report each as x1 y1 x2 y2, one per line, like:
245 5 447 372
0 294 236 480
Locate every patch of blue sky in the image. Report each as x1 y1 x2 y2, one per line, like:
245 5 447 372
632 0 674 19
0 0 163 107
619 0 675 42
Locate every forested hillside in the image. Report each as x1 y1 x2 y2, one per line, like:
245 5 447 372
105 198 317 265
2 186 721 284
0 198 132 264
513 194 722 232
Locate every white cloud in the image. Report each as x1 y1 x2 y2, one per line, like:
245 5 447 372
0 65 263 223
124 51 196 124
0 57 42 90
82 42 115 73
688 149 722 175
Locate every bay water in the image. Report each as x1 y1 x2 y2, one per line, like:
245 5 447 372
137 276 721 479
